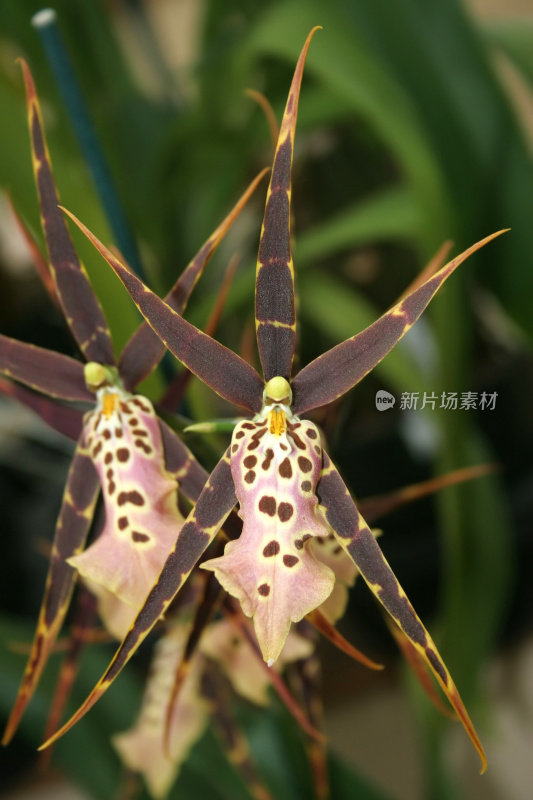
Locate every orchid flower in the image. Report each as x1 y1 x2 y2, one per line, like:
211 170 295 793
38 28 506 771
1 60 267 745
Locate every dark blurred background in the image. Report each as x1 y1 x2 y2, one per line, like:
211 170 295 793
0 1 532 798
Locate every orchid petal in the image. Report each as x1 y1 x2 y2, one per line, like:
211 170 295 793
202 417 334 665
158 419 209 504
292 230 508 415
255 28 321 381
358 463 497 524
19 60 115 365
68 392 184 638
119 168 269 389
62 207 264 413
316 452 487 773
0 334 92 402
0 377 84 440
2 437 99 744
39 449 236 749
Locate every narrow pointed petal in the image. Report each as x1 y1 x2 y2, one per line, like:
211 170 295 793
19 60 115 365
255 28 321 381
2 439 99 744
0 377 84 440
157 253 240 413
316 452 487 773
306 609 383 670
6 194 59 307
39 589 98 769
386 617 455 720
202 416 334 664
39 450 236 748
0 334 92 402
293 230 508 414
62 208 264 413
119 168 269 389
358 464 497 524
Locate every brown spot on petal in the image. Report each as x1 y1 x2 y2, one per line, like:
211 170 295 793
132 398 150 412
118 516 129 530
107 481 116 495
333 545 342 555
232 444 239 453
116 448 130 463
298 456 313 473
104 452 113 465
117 490 145 506
306 428 317 439
258 496 276 516
135 439 152 454
244 470 256 484
241 422 255 430
235 430 245 439
106 468 113 479
115 428 123 438
261 448 274 471
278 457 292 478
131 531 150 543
277 502 293 522
92 442 102 458
102 430 111 440
128 417 139 427
132 429 148 437
301 480 312 492
290 431 307 450
263 540 280 557
283 555 299 568
243 455 257 468
258 583 270 596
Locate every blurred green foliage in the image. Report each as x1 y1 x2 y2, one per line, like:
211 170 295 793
0 1 531 798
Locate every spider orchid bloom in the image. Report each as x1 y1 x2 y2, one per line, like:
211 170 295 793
42 28 506 770
1 60 266 745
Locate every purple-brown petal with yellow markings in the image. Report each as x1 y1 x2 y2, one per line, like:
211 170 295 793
19 60 115 366
62 208 264 413
68 391 184 639
0 334 92 402
255 27 321 382
2 438 99 745
0 377 84 440
292 230 508 415
316 451 487 773
119 168 269 390
39 449 237 749
202 416 334 665
158 420 209 504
